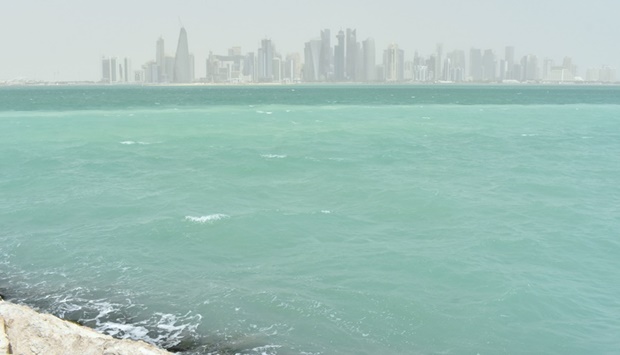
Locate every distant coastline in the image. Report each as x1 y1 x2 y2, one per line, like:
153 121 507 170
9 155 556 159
1 80 619 87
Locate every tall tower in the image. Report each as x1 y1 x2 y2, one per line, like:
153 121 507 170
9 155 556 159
319 29 331 81
334 30 345 81
258 39 274 82
482 49 496 81
173 27 192 83
504 46 515 80
304 40 322 81
436 43 443 80
469 48 483 81
101 57 111 83
346 28 357 81
383 44 404 82
156 37 165 82
362 38 376 82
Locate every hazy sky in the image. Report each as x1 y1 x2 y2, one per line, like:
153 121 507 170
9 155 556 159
2 0 618 81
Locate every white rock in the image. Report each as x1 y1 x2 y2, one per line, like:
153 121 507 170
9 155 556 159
0 315 10 355
0 300 171 355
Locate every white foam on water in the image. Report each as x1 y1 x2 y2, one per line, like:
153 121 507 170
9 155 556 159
261 154 287 159
95 311 202 349
99 321 150 339
185 214 230 224
120 141 152 145
320 210 332 214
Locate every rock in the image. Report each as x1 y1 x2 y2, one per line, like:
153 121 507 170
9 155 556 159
0 315 10 355
0 300 171 355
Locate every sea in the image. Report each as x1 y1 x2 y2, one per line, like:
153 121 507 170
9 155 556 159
1 85 619 354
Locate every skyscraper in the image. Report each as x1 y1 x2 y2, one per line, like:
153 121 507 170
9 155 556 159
258 39 274 82
101 57 111 83
383 44 404 82
304 40 322 81
156 37 166 82
110 57 118 83
334 30 345 81
521 54 538 81
346 28 357 81
173 27 192 83
436 43 443 80
319 29 332 81
482 49 496 81
504 46 515 80
469 48 483 81
362 38 376 82
123 57 132 83
447 50 466 82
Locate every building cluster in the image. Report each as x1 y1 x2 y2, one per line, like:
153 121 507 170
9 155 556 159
101 28 617 84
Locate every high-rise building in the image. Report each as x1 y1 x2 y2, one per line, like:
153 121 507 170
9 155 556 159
173 27 192 83
272 57 282 82
142 61 158 83
123 57 132 83
284 53 301 82
156 37 166 82
469 48 483 81
101 57 111 83
563 57 577 77
362 38 376 82
243 52 255 81
436 43 444 80
346 28 357 81
334 30 345 81
598 66 616 82
320 29 332 81
110 57 118 83
304 40 322 82
258 39 274 82
542 58 554 80
447 50 466 82
482 49 496 81
504 46 515 80
521 54 538 81
383 44 404 82
426 54 436 81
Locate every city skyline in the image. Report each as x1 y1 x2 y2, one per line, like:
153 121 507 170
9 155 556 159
2 0 619 82
101 27 615 85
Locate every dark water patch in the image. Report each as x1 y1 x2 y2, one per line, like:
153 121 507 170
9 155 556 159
1 85 620 111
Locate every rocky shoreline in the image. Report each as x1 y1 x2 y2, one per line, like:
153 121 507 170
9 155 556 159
0 297 172 355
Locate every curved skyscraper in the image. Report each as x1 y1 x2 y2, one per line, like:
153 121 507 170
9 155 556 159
173 27 192 83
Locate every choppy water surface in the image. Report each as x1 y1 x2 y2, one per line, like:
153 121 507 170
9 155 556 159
1 86 619 354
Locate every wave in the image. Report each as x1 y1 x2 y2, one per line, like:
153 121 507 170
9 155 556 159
184 214 230 224
120 141 152 145
261 154 287 159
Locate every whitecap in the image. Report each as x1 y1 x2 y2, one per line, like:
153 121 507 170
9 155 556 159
261 154 287 159
320 210 332 214
121 140 152 145
185 214 229 224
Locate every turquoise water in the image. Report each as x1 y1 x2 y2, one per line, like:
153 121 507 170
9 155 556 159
1 86 619 354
